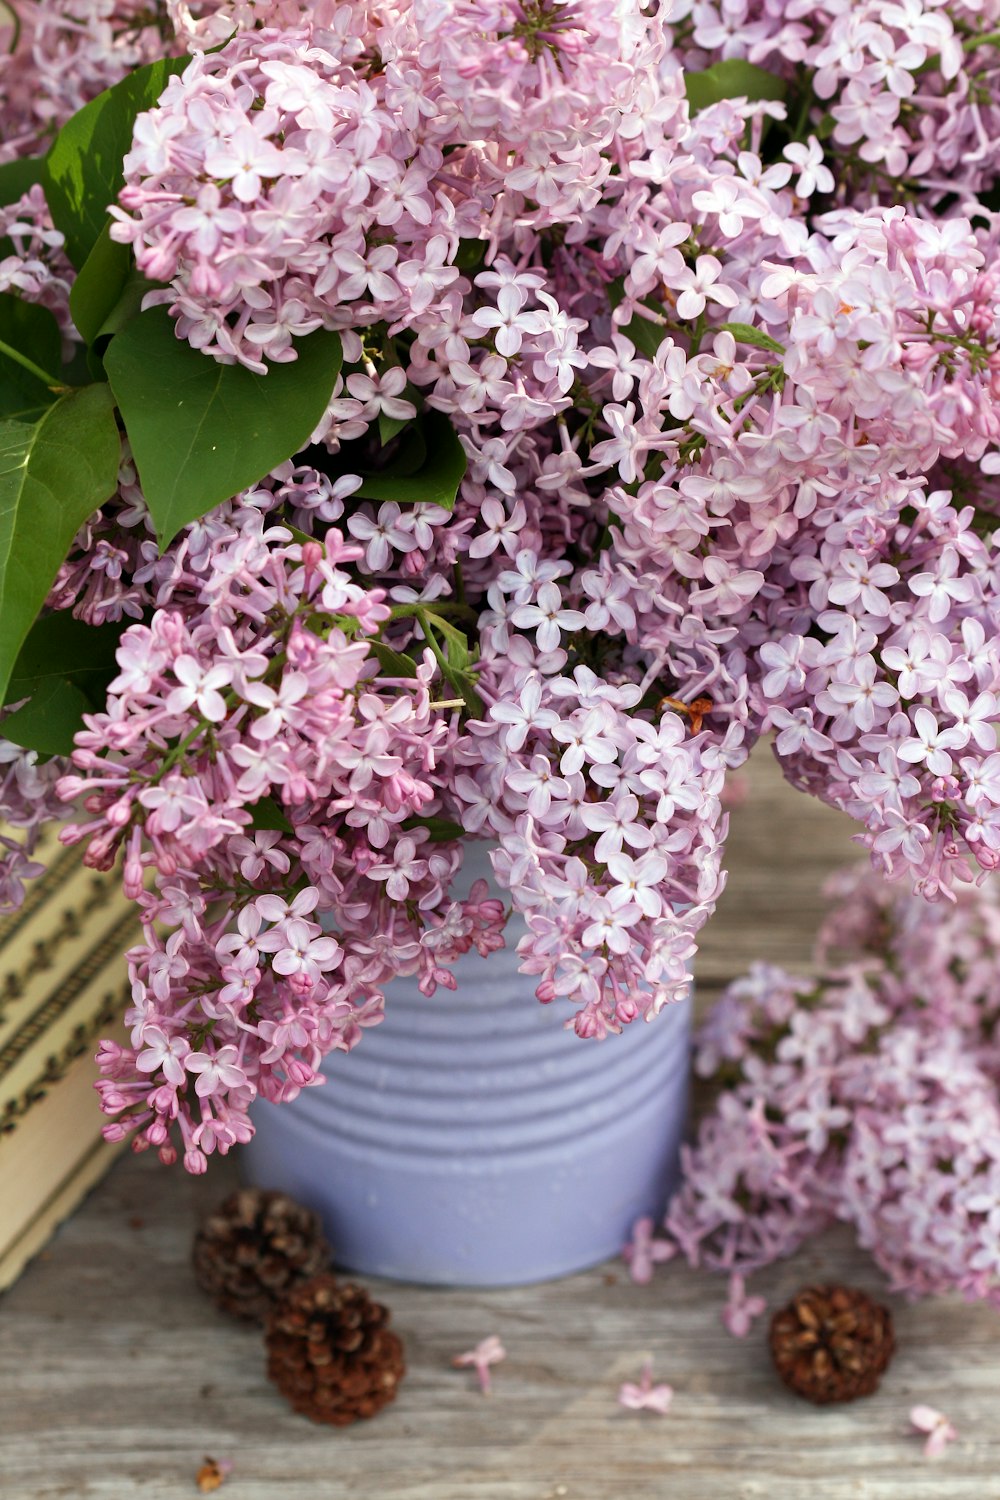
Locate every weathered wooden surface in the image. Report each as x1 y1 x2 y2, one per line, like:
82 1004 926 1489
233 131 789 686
1 746 998 1500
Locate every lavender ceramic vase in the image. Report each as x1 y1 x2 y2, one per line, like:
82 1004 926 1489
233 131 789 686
242 843 691 1286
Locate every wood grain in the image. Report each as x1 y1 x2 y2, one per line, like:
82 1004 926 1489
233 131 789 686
1 745 998 1500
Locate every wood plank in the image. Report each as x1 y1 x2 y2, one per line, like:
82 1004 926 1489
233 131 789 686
695 745 861 988
0 745 997 1500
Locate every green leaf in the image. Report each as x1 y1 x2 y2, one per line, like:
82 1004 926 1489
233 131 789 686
454 239 487 272
0 292 63 378
69 220 133 346
417 609 483 717
93 268 156 343
1 675 91 757
607 276 627 312
401 815 466 843
282 521 314 549
104 306 344 549
5 609 125 700
717 322 786 354
80 262 160 383
250 796 294 835
620 310 665 361
684 61 787 113
0 294 63 420
356 411 466 510
0 384 121 702
428 611 472 672
0 363 53 424
0 0 18 39
368 640 419 678
0 155 45 209
378 412 410 446
61 342 94 390
372 419 427 477
2 613 127 756
43 55 190 268
378 380 422 447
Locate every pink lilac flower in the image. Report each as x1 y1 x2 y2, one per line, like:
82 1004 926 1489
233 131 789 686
0 2 187 162
2 0 1000 1175
673 0 1000 203
658 866 1000 1310
909 1406 959 1459
623 1216 676 1285
722 1274 767 1339
617 1360 674 1415
452 1335 506 1396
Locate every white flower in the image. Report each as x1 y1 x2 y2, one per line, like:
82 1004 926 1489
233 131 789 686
580 791 654 861
166 655 233 722
511 582 586 653
897 706 967 776
674 255 739 321
783 137 835 197
908 547 975 623
504 755 568 818
345 367 417 423
909 1405 958 1460
204 124 288 203
582 895 642 954
348 502 417 571
489 677 560 752
605 850 669 918
472 284 546 357
588 334 644 400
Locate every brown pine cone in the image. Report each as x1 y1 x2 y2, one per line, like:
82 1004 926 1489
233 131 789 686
769 1284 895 1404
192 1188 331 1323
265 1274 405 1426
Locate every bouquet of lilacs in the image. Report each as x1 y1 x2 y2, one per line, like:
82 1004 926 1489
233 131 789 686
635 865 1000 1310
2 0 1000 1174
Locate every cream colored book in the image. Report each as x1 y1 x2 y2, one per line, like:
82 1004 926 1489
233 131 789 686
0 1050 126 1290
0 824 141 1290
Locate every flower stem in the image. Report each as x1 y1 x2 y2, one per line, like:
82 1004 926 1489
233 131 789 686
0 336 66 392
0 2 21 56
964 27 1000 51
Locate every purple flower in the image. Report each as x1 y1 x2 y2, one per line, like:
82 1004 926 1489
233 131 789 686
618 1360 673 1415
16 0 1000 1180
897 707 967 777
166 656 233 722
722 1274 767 1339
511 582 587 654
623 1216 675 1284
186 1045 251 1100
489 678 559 753
910 1406 958 1459
452 1336 506 1395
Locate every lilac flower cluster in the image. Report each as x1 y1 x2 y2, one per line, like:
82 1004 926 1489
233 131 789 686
109 7 665 371
0 1 269 162
2 0 1000 1170
650 865 1000 1307
0 186 74 335
103 5 1000 905
62 515 517 1170
0 184 78 907
668 0 1000 202
0 2 176 160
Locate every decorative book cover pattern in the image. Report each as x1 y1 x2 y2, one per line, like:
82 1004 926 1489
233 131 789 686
0 824 141 1289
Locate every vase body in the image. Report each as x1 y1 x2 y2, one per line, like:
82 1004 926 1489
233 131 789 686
242 844 691 1286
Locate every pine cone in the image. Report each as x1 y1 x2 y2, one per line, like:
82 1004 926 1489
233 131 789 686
192 1189 331 1323
265 1274 405 1425
769 1284 895 1404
